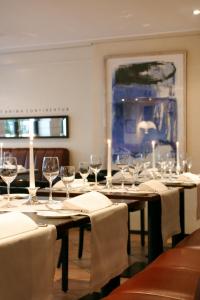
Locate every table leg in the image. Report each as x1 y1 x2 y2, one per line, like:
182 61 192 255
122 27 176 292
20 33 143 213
60 232 69 292
148 199 163 263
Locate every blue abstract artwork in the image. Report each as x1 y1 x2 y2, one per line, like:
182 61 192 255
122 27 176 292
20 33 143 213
107 53 185 158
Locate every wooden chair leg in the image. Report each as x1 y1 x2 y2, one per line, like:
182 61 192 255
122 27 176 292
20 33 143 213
140 208 145 247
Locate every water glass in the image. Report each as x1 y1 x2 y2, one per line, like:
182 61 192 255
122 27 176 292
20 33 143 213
79 162 90 183
128 158 142 189
0 156 18 203
42 157 59 203
115 153 129 189
89 155 102 188
60 166 75 199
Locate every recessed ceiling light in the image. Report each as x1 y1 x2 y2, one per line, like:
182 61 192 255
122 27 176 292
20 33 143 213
193 9 200 15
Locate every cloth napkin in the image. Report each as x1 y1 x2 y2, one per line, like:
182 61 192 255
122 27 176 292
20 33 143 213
53 178 89 189
62 191 113 213
0 213 56 300
112 171 133 183
89 202 128 291
17 164 27 172
0 211 38 240
138 180 181 244
178 172 200 219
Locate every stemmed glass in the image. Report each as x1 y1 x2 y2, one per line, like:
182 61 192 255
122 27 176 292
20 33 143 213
79 162 90 184
115 153 129 189
128 156 143 189
166 158 175 180
60 166 75 200
42 157 59 203
0 156 18 204
187 157 192 172
89 155 102 188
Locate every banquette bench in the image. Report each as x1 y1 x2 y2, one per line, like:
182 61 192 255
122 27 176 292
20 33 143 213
2 147 69 181
104 228 200 300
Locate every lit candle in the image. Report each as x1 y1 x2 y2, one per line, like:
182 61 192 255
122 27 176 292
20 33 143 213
107 139 112 177
29 121 35 188
0 142 3 162
152 140 156 169
176 141 180 168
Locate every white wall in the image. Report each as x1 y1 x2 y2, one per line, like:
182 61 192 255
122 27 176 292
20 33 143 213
0 32 200 232
0 46 95 165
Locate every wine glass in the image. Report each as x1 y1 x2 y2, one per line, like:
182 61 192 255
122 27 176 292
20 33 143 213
79 162 90 184
187 157 192 172
60 166 75 199
166 158 175 180
89 155 102 188
128 156 143 189
115 153 129 189
0 156 18 204
42 157 59 203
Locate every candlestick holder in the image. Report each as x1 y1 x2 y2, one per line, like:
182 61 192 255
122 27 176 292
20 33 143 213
106 176 112 189
27 187 39 204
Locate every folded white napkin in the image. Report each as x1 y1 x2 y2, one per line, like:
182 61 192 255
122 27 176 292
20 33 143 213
178 172 200 219
17 164 27 172
0 224 56 300
138 180 181 244
178 172 200 183
0 212 38 240
89 203 128 291
53 178 88 189
62 191 113 213
112 171 133 182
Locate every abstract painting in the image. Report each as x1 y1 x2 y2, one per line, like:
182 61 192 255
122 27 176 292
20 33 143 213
105 52 186 158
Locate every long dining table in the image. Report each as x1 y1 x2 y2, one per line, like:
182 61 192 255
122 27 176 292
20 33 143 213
1 180 195 293
37 186 185 263
0 195 143 293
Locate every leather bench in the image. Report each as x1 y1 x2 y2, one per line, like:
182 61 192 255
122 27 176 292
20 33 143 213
104 228 200 300
2 147 69 181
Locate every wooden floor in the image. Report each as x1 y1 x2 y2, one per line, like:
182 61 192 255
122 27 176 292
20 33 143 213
52 228 148 300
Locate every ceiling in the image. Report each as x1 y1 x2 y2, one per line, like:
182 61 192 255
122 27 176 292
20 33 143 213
0 0 200 52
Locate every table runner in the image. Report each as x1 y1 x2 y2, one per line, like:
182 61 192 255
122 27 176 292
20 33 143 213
89 202 128 291
139 180 181 244
178 172 200 219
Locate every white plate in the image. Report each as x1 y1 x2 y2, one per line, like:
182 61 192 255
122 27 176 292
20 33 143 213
36 210 78 218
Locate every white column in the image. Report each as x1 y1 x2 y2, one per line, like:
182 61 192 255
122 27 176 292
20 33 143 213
0 143 3 163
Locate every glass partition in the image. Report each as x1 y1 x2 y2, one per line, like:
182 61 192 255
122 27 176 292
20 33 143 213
0 116 69 138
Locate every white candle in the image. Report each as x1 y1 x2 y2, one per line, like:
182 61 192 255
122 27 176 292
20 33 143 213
107 139 112 177
0 142 3 162
29 121 35 188
152 140 156 169
176 141 180 168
